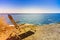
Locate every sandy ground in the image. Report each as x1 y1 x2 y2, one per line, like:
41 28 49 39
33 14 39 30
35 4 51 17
0 23 60 40
23 24 60 40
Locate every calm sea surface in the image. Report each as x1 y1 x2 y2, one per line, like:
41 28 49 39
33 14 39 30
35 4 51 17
0 13 60 25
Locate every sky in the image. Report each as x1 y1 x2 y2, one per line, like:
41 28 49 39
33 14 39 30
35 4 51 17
0 0 60 13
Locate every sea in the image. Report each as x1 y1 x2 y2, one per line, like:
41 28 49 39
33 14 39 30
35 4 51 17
0 13 60 25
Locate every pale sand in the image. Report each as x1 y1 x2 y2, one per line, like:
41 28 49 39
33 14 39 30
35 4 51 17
0 23 60 40
23 24 60 40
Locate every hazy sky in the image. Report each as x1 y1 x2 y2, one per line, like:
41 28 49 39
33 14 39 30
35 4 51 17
0 0 60 13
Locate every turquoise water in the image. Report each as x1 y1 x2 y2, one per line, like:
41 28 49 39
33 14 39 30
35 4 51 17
0 13 60 25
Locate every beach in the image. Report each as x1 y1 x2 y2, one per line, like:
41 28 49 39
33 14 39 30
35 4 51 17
22 23 60 40
0 23 60 40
